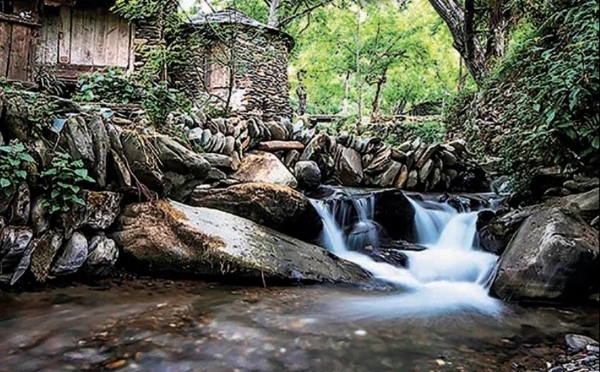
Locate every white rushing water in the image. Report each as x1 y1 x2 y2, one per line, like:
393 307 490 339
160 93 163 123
311 194 502 317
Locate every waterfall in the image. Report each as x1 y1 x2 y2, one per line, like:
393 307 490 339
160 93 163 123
311 192 502 317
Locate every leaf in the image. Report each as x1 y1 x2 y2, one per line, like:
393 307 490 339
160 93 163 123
73 197 86 206
592 136 600 149
533 103 541 112
0 178 10 188
74 169 89 178
15 170 27 179
18 153 35 163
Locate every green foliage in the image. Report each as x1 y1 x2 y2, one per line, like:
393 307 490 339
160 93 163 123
448 0 599 191
288 0 462 117
143 81 193 123
40 152 95 215
74 68 141 104
0 142 35 196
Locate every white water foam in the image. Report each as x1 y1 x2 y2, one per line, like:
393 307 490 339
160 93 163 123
311 194 502 317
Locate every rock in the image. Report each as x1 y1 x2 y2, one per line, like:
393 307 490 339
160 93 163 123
294 161 321 190
203 153 236 170
109 149 132 187
364 147 392 175
51 232 88 276
440 150 457 167
31 197 50 235
491 207 599 303
565 334 599 353
64 116 95 168
566 188 599 221
232 151 298 188
87 115 109 188
372 161 402 187
418 159 434 183
205 168 227 183
121 131 164 192
265 121 287 140
4 95 30 140
153 135 210 180
373 189 416 242
394 165 409 189
83 233 119 276
0 227 33 284
530 166 566 195
114 200 369 284
83 191 123 230
9 182 30 225
390 148 407 162
415 145 438 169
258 141 304 152
300 132 331 161
406 170 419 189
188 182 323 241
29 230 63 282
338 147 363 186
284 150 300 169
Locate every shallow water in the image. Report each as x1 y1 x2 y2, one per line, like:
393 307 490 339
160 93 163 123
1 281 597 372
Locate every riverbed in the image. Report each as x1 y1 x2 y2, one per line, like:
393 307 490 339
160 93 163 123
1 278 597 372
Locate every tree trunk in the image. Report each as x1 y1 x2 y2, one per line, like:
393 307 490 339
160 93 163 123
486 0 508 61
267 0 282 28
428 0 488 85
370 74 386 123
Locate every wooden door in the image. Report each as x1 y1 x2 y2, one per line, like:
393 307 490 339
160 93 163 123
0 14 39 82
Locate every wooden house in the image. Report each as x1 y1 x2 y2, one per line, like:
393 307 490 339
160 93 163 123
1 0 170 85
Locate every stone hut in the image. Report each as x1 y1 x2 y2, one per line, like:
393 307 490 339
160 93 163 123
177 9 294 122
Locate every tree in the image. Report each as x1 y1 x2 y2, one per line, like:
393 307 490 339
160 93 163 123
428 0 510 85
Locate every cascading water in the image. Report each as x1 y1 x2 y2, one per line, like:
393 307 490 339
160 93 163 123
311 192 502 317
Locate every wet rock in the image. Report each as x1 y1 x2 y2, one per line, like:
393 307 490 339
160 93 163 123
83 233 119 277
29 230 63 282
373 189 416 242
338 147 363 186
565 334 599 353
566 188 599 222
188 182 323 241
232 151 297 188
406 170 419 189
51 232 88 276
491 207 599 303
294 161 321 190
114 200 369 284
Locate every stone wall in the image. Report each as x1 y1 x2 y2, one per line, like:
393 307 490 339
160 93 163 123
174 23 293 122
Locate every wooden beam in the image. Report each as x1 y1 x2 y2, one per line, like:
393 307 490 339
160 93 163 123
258 141 305 152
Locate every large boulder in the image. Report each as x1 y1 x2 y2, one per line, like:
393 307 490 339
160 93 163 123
232 151 298 188
188 182 323 241
491 207 599 303
114 200 369 284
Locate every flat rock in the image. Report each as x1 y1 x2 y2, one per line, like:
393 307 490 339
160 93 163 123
114 200 370 284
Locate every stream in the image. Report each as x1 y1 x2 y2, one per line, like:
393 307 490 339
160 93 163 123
0 191 598 371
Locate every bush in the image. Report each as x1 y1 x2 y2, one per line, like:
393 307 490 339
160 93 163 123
0 142 35 197
74 68 141 104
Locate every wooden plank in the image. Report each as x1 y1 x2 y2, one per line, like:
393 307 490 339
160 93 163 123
92 6 107 66
116 15 130 67
0 22 12 77
58 6 71 64
257 141 306 151
40 10 60 64
7 24 31 81
0 13 41 28
104 12 120 66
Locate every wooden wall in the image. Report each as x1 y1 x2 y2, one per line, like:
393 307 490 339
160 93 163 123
38 5 133 80
0 14 39 82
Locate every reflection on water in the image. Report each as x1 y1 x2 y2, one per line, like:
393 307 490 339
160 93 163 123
0 282 598 372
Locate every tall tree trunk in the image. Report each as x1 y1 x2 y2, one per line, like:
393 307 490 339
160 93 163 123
486 0 508 61
428 0 488 85
370 74 387 123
